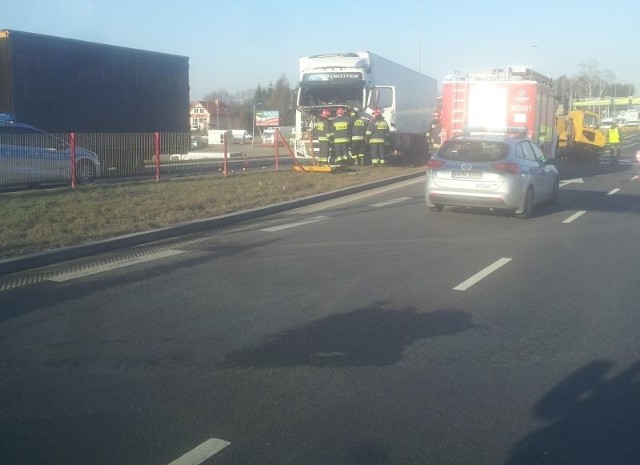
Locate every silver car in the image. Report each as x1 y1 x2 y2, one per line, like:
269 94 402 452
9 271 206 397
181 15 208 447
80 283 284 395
0 118 101 186
425 130 559 218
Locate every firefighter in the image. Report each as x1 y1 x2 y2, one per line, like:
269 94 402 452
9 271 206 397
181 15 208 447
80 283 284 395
313 108 333 165
607 122 623 165
366 108 390 166
350 109 369 166
426 111 442 154
332 107 351 164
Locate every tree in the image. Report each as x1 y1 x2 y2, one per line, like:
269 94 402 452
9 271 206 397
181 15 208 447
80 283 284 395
266 74 294 126
574 60 601 99
554 75 573 100
572 60 635 99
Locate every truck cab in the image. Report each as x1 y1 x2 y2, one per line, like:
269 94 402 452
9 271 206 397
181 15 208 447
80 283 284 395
295 52 436 160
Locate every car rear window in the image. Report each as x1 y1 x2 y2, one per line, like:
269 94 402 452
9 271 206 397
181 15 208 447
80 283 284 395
439 140 509 162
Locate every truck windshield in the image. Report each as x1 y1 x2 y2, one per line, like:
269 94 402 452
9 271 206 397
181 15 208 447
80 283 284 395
298 82 364 108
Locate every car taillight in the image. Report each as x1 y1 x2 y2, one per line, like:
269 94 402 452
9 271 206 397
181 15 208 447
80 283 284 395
491 162 520 175
426 158 445 170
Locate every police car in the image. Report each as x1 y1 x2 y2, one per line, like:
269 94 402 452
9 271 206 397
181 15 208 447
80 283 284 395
425 127 559 218
0 114 101 186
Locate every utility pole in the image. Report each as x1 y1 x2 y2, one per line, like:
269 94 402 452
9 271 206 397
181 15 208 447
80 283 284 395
252 102 262 148
418 0 430 73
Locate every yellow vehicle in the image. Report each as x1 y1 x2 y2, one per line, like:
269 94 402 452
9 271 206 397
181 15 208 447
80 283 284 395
556 109 606 162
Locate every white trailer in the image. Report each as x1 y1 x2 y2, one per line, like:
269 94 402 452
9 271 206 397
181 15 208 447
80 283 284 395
619 109 639 126
295 52 437 160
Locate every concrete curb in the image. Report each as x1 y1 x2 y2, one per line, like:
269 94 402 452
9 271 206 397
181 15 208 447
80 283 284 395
0 171 425 275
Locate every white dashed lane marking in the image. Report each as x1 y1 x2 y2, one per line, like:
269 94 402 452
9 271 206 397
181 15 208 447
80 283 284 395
168 438 230 465
562 211 587 224
453 258 512 291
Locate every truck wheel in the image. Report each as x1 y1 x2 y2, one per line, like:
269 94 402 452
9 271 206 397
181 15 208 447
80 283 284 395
428 204 444 212
76 161 97 184
515 187 534 219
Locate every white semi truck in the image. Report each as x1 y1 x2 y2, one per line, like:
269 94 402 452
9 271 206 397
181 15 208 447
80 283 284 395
294 52 438 160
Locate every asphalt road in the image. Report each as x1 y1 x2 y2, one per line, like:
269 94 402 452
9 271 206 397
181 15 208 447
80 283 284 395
1 134 640 465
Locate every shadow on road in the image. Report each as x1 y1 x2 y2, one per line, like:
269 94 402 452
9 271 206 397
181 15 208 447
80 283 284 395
552 189 640 215
504 359 640 464
556 157 636 182
223 302 478 368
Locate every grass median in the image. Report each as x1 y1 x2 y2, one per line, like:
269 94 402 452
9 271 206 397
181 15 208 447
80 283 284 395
0 166 424 259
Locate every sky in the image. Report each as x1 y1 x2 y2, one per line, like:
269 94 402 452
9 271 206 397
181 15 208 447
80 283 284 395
3 0 639 101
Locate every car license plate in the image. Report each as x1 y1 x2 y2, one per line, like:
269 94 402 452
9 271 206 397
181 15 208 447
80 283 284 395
452 170 482 180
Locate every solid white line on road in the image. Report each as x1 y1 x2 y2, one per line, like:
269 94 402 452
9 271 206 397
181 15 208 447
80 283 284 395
369 197 411 207
260 216 328 232
607 188 620 195
453 258 512 291
47 249 185 282
168 438 230 465
562 210 587 224
287 177 423 215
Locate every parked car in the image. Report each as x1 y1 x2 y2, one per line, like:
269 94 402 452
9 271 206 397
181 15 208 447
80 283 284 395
0 114 101 186
425 128 559 218
231 129 252 144
261 126 295 147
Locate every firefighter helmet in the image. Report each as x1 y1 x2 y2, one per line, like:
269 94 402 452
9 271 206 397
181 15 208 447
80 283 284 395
336 107 345 116
321 108 331 118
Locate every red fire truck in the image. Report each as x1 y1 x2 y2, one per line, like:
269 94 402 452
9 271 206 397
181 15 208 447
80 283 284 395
438 66 558 158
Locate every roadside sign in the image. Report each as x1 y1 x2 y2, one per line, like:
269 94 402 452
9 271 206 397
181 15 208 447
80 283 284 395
256 110 280 127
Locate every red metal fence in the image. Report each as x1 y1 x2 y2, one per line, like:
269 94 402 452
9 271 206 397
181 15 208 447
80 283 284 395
0 130 296 189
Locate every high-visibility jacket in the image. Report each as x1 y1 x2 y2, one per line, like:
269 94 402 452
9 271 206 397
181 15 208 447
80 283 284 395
332 116 351 144
608 127 621 144
351 116 368 141
314 119 332 142
366 116 389 144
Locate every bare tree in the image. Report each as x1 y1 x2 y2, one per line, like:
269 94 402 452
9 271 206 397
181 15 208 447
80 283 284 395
598 69 616 97
574 60 601 99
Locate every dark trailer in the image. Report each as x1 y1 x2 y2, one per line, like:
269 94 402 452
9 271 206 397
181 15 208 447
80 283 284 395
0 29 189 133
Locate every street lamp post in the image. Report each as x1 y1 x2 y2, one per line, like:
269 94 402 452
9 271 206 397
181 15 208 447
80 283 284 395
252 102 263 148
